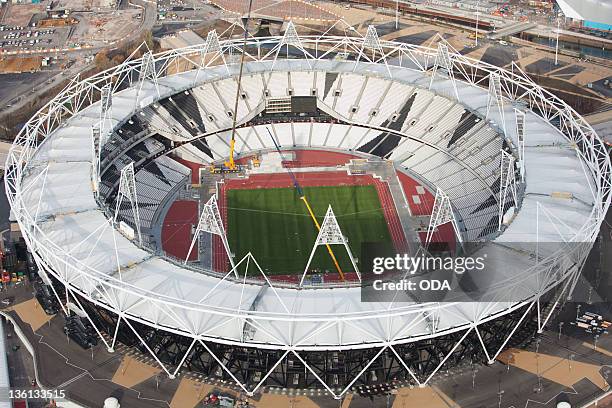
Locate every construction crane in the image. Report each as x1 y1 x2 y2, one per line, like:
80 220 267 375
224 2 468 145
210 0 254 174
265 128 346 281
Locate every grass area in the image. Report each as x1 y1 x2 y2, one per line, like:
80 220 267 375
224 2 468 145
226 185 392 276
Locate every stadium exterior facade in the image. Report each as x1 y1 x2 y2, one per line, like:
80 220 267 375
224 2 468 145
5 24 611 397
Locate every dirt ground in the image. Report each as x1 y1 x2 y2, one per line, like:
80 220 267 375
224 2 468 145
0 56 42 73
71 9 141 44
2 3 45 26
57 0 117 11
37 18 78 28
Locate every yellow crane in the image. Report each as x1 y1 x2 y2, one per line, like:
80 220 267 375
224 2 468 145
211 0 254 173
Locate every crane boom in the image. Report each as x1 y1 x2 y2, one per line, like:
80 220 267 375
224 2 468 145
265 128 345 281
218 0 254 172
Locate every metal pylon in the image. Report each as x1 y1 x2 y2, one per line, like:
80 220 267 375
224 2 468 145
185 195 237 276
137 51 160 104
114 162 142 244
300 205 360 286
196 30 229 81
271 21 312 70
429 42 458 100
355 25 391 77
499 150 517 230
99 83 113 143
486 72 506 134
91 126 101 194
425 187 462 248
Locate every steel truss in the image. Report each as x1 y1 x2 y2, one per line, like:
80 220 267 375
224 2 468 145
486 72 506 134
429 42 458 100
114 162 142 244
300 206 360 286
498 150 518 230
5 31 611 399
185 195 236 274
425 187 463 248
61 282 540 396
355 25 391 77
515 108 526 182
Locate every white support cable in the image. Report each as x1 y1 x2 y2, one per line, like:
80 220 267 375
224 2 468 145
514 108 526 182
425 187 463 248
185 195 236 276
66 287 112 351
488 302 535 363
429 42 459 100
114 162 142 245
486 72 506 134
499 150 518 230
300 205 360 286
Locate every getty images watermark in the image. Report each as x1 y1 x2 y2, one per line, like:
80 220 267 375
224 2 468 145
370 252 487 292
360 241 605 303
359 242 495 302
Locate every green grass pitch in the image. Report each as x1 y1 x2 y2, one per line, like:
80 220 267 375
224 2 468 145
226 185 392 276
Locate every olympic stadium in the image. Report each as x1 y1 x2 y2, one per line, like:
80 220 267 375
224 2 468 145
4 23 611 398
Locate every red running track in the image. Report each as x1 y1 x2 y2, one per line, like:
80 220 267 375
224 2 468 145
397 171 456 252
172 156 202 185
214 171 407 277
161 200 199 261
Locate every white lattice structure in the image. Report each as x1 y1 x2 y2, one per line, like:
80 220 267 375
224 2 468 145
486 72 506 134
355 25 391 76
185 195 236 275
515 108 526 182
429 42 458 99
499 150 518 230
425 187 463 248
114 162 142 244
300 205 360 286
5 31 610 398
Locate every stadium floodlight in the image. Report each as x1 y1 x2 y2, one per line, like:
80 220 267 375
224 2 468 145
300 205 360 286
486 72 506 135
195 30 229 83
271 21 313 70
499 150 518 231
515 108 526 183
425 187 462 248
91 126 101 194
429 42 459 100
137 51 160 104
355 25 391 77
114 162 142 245
185 195 237 276
99 83 113 143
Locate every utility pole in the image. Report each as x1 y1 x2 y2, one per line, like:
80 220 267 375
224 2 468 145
395 0 399 30
555 17 560 65
475 0 480 47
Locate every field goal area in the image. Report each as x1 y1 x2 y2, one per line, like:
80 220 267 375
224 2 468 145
218 171 398 280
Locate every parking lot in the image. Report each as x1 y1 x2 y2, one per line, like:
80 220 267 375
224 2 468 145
0 22 71 54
